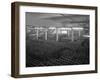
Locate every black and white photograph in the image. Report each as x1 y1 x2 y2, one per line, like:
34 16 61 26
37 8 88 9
26 12 90 67
11 2 97 78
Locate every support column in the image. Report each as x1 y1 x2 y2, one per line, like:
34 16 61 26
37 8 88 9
67 30 70 39
71 28 74 42
45 28 48 40
78 30 81 37
56 28 59 41
36 28 39 40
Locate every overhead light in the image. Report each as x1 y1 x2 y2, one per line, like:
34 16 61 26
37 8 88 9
61 31 68 34
73 27 83 30
49 27 56 29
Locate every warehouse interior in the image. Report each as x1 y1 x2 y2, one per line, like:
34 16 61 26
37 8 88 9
26 12 90 67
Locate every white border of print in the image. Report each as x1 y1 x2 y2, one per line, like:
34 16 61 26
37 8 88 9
19 6 95 74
